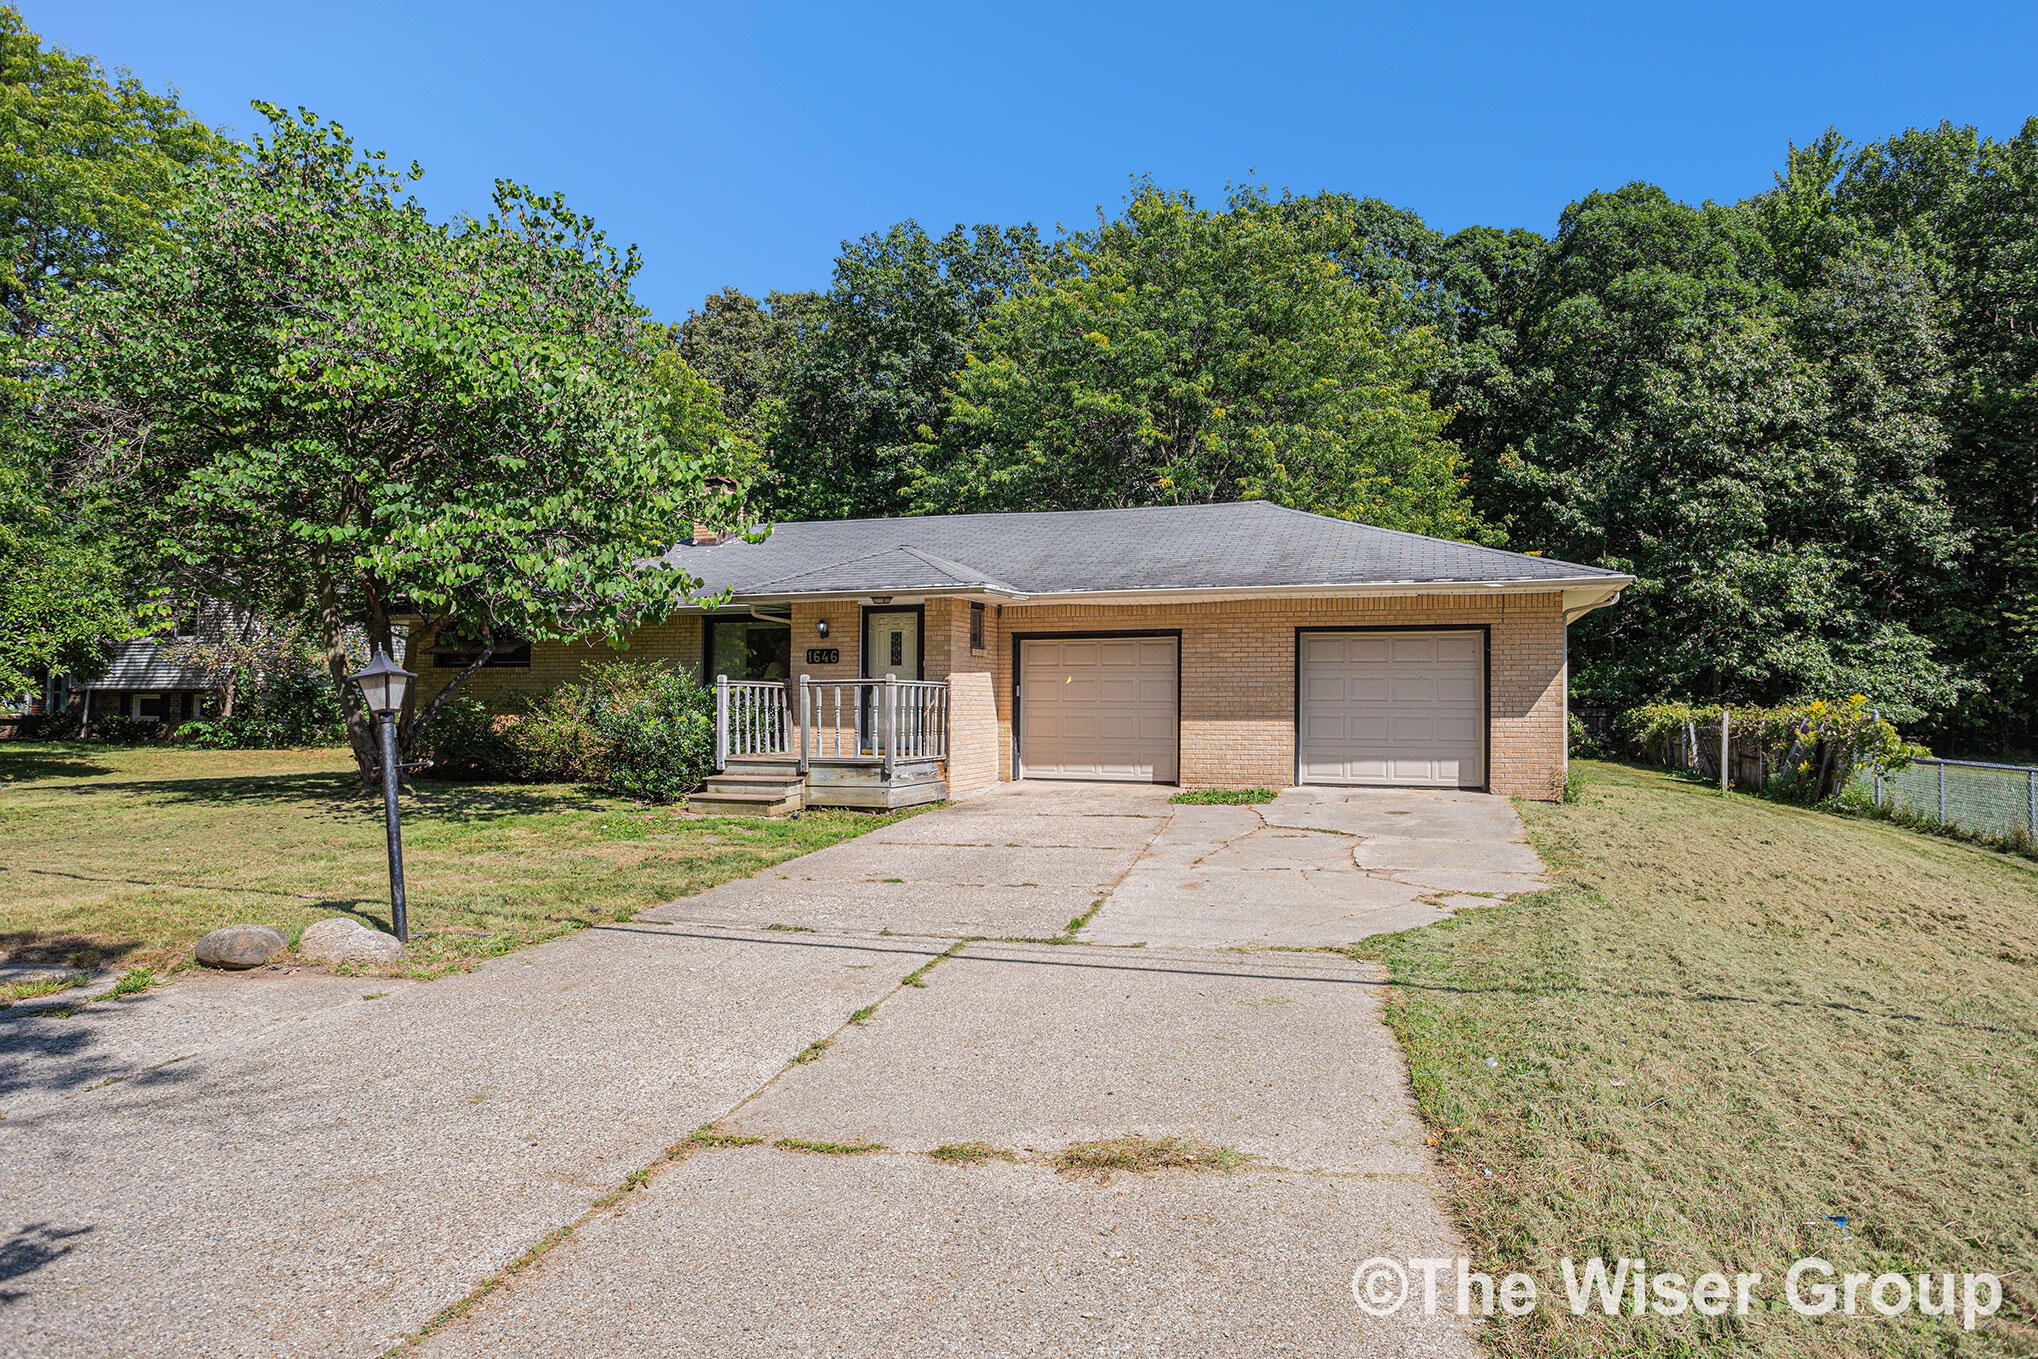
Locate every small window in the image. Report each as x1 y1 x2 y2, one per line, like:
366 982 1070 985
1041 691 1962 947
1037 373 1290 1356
969 602 986 652
133 693 165 720
432 632 532 669
705 617 791 682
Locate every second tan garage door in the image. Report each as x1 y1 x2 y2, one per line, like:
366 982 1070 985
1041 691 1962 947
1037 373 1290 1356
1018 636 1178 782
1298 629 1485 788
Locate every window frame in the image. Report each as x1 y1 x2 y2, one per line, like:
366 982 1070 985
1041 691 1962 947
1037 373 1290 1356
969 601 987 653
430 632 533 669
701 614 793 683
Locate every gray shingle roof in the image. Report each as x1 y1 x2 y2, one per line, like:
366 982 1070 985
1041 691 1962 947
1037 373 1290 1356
83 640 213 691
663 501 1623 601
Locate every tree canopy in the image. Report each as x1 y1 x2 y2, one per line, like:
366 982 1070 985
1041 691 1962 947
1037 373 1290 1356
909 185 1485 540
0 6 227 695
34 106 741 772
15 1 2038 757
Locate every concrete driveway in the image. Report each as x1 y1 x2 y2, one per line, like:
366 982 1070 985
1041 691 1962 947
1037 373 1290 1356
0 782 1543 1358
653 779 1546 948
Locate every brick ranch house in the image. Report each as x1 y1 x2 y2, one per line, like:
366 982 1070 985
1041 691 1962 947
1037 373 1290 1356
419 501 1629 809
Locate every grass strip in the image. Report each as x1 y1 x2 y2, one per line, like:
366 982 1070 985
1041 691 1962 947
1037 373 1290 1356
1168 788 1276 805
1373 760 2038 1358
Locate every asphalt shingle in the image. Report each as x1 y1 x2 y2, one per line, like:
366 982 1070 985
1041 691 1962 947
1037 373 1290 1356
662 501 1620 599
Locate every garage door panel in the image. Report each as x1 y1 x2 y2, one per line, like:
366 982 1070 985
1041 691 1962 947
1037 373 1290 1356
1021 637 1178 783
1299 629 1485 789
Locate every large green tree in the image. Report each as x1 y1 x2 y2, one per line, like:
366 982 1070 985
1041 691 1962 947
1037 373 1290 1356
912 184 1485 540
761 221 1045 521
1441 182 1966 718
35 106 741 775
672 285 822 459
0 6 226 697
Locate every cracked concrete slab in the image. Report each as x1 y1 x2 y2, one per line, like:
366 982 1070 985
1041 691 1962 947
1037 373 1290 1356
2 779 1532 1357
648 875 1100 939
719 941 1430 1175
0 924 936 1359
417 1148 1479 1359
857 810 1163 849
1083 785 1545 948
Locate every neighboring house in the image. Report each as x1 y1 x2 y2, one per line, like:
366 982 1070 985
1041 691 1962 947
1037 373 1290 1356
424 501 1630 803
73 638 218 725
44 600 228 728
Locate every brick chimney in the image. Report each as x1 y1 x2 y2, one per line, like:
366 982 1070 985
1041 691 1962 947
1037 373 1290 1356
692 475 742 546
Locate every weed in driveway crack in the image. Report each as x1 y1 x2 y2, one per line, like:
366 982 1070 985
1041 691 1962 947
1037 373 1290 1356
684 1125 765 1150
1062 898 1105 938
925 1141 1017 1166
774 1137 885 1156
1052 1135 1253 1182
901 940 965 988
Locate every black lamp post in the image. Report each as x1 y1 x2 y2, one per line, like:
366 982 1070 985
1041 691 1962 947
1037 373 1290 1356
350 648 416 943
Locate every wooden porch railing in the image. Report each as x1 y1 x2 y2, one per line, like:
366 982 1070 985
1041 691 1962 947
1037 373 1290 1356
798 677 948 777
714 675 950 779
714 677 793 769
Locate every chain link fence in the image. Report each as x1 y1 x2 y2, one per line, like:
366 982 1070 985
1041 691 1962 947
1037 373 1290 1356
1855 757 2038 842
1643 713 2038 845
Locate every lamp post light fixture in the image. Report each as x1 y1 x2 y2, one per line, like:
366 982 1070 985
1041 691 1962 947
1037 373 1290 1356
350 647 416 943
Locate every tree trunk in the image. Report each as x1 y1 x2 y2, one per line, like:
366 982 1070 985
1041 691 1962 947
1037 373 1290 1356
318 576 379 785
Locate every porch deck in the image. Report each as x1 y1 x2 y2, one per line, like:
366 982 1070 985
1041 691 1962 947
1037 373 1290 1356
696 677 950 815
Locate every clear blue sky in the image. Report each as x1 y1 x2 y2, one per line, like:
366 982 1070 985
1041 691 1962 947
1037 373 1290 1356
40 1 2038 322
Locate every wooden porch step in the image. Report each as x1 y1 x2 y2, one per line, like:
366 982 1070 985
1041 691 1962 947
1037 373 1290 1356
709 769 805 789
690 782 804 816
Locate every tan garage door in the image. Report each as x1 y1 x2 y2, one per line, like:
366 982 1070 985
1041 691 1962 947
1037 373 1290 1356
1019 636 1178 782
1298 630 1484 788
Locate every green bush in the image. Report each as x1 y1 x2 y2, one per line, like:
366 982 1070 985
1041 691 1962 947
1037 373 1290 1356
177 670 346 749
417 694 520 777
88 715 165 744
14 711 82 740
420 662 714 802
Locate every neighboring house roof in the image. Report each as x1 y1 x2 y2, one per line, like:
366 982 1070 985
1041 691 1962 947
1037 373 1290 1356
83 639 214 691
663 501 1629 614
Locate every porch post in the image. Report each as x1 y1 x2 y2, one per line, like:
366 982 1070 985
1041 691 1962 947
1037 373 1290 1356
798 675 811 777
714 673 728 772
883 676 898 781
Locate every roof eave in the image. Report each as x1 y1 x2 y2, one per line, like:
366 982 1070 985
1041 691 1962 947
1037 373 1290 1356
691 575 1633 610
995 577 1632 608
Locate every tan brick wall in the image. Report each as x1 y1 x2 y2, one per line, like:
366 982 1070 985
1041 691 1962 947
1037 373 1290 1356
926 597 999 795
411 616 704 709
427 592 1570 801
955 594 1568 801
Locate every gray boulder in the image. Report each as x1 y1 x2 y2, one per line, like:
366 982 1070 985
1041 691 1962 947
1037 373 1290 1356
194 924 288 970
295 916 405 968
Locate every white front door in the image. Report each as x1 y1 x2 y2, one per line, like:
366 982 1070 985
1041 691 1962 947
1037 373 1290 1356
1019 636 1178 782
1297 629 1485 788
864 610 920 680
863 610 922 752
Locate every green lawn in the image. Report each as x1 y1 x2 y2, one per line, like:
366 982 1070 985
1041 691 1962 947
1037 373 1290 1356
1374 761 2037 1357
0 742 917 981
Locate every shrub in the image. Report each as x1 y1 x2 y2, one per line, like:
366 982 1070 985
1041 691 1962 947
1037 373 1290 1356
418 694 521 777
1622 696 1924 802
88 715 164 745
419 662 714 802
13 711 82 740
175 670 346 749
582 663 713 802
